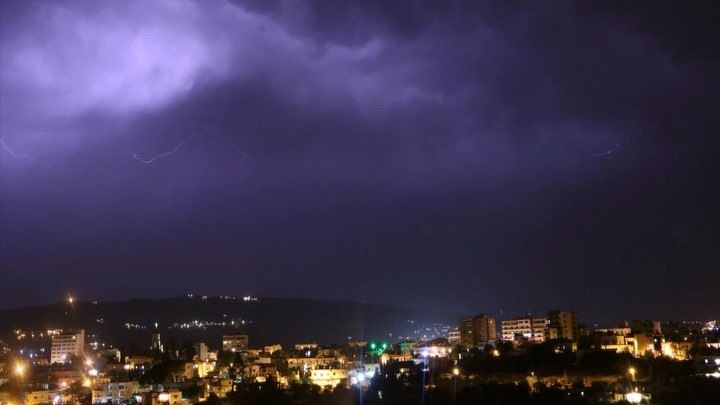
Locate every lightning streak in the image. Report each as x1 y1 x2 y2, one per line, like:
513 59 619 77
132 136 194 164
229 140 257 168
0 137 35 161
593 143 621 158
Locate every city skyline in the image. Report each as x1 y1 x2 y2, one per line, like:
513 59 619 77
2 0 720 324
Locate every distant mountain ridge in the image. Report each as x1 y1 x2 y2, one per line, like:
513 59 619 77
0 296 460 351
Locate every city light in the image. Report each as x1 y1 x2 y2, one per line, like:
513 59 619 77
14 362 25 377
628 367 636 381
626 391 643 404
67 296 75 304
158 393 170 402
452 367 460 376
82 378 92 387
492 349 500 357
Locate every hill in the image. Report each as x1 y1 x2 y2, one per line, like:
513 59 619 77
0 296 460 351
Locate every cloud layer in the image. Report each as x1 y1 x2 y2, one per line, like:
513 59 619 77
1 0 718 320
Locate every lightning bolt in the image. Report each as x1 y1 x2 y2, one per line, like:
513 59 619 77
228 140 257 168
593 143 621 158
132 135 194 164
0 137 35 161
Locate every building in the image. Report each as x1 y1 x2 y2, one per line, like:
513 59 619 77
92 381 141 404
547 310 578 341
412 339 453 358
501 316 548 343
309 368 348 388
194 342 209 361
151 333 163 352
25 390 57 405
459 314 496 347
294 343 319 351
222 334 249 352
264 344 282 354
51 330 85 364
447 328 461 344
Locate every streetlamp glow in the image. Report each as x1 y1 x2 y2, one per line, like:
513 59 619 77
14 362 25 377
452 367 460 376
628 367 637 381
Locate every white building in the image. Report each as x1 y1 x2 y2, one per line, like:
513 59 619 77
501 317 548 343
51 330 85 364
222 335 248 352
91 381 141 404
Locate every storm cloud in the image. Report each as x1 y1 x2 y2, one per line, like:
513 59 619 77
1 0 719 322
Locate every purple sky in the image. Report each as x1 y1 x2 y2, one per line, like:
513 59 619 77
1 0 719 322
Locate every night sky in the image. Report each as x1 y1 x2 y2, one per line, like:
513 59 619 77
1 1 719 322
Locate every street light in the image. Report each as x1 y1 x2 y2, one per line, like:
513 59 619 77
452 367 460 376
628 367 636 382
452 367 460 405
14 362 25 378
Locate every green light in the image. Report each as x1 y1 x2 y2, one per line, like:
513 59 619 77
370 343 376 350
382 343 387 349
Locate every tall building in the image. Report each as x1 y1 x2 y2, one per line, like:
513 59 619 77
547 310 578 341
51 330 85 364
501 316 548 343
151 332 163 353
222 334 249 352
194 342 209 361
447 327 461 345
459 314 496 347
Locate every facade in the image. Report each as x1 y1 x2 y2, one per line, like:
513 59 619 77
412 339 453 358
287 356 341 370
309 368 348 388
25 390 56 405
447 328 461 344
51 330 85 364
92 381 141 403
151 333 163 352
264 344 282 354
459 314 496 347
194 342 209 361
501 317 548 343
548 310 578 341
222 334 249 352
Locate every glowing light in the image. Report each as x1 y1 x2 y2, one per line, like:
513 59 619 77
82 378 92 387
492 349 500 357
14 362 26 377
88 369 98 377
68 296 75 304
626 391 642 404
85 359 94 367
452 367 460 376
158 393 170 402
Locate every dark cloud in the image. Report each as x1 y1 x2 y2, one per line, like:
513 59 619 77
1 0 719 322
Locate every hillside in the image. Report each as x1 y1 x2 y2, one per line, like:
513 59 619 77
0 296 460 351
